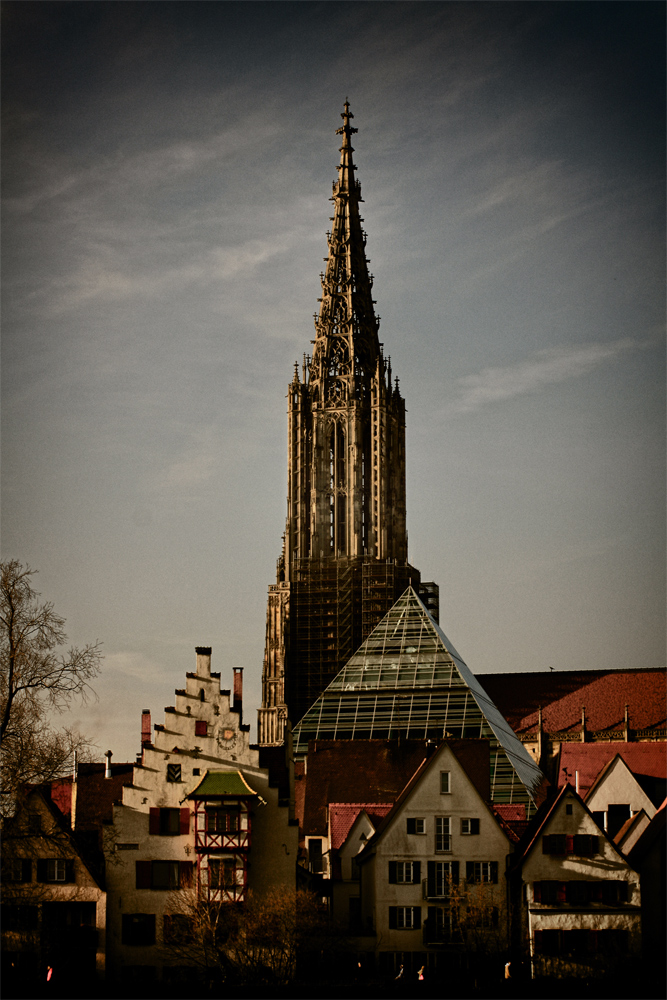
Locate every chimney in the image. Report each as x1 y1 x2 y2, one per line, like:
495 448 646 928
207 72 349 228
104 749 113 779
575 770 579 796
71 751 78 830
141 709 151 748
233 667 243 725
196 646 212 678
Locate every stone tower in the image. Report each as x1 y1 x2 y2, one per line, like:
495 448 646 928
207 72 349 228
258 103 436 746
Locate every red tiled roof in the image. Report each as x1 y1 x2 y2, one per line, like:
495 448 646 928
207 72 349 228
557 742 667 799
478 668 665 735
328 803 393 850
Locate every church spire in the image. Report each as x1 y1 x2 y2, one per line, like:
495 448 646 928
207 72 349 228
311 101 380 381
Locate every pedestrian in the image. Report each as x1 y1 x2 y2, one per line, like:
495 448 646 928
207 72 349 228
417 965 425 981
504 960 511 979
395 964 404 980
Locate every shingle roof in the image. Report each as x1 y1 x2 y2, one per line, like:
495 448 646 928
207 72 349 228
187 769 258 798
478 668 665 735
557 743 667 801
328 803 393 850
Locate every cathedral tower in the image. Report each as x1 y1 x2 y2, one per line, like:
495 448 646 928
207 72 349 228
259 104 435 745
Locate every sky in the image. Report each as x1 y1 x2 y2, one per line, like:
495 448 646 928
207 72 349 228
2 2 665 763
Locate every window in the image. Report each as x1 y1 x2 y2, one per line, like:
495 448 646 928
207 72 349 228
566 803 573 815
566 881 590 905
406 818 425 835
4 859 32 882
389 861 421 884
122 913 156 946
166 764 182 783
534 929 628 957
149 807 190 836
208 857 242 890
1 905 39 931
206 807 239 833
27 814 42 834
151 861 180 890
440 771 451 794
192 768 200 776
573 834 598 856
533 880 565 904
37 858 73 883
542 834 599 855
466 861 498 884
424 905 458 944
461 818 480 835
388 906 421 929
435 816 451 852
194 720 208 737
135 860 193 890
427 860 459 897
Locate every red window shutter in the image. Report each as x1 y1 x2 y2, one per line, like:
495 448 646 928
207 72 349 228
136 860 151 889
565 835 574 854
65 860 76 883
179 861 194 887
413 906 422 929
534 930 543 953
180 808 190 835
388 906 397 929
557 882 567 903
533 881 542 902
149 808 160 835
388 861 397 884
195 720 207 737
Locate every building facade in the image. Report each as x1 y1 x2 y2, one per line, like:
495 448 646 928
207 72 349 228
102 647 298 990
259 104 434 746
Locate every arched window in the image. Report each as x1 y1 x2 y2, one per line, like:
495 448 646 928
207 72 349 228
199 689 205 702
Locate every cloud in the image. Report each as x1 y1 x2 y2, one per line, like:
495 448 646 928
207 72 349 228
448 339 644 414
104 650 165 683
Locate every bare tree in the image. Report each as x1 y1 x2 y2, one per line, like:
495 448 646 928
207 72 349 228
0 560 102 811
162 885 331 989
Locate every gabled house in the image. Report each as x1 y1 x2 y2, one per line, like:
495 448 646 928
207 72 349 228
555 742 666 839
1 785 107 996
355 741 513 982
327 803 392 932
511 782 641 981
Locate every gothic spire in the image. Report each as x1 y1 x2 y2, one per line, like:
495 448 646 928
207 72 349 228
312 101 380 378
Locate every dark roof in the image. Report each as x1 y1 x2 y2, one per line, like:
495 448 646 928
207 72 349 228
49 763 135 829
301 740 430 837
478 668 665 735
627 799 666 868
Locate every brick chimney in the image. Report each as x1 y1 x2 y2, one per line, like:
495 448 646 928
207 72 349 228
141 709 151 748
233 667 243 725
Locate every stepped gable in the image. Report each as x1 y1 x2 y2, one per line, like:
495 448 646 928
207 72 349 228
294 587 544 807
478 667 666 736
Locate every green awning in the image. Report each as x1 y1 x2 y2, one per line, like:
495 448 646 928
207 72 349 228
187 769 258 799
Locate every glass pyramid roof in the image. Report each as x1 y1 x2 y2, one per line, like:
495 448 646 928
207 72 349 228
293 587 544 806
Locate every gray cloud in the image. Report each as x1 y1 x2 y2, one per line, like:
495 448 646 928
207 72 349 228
447 339 646 414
